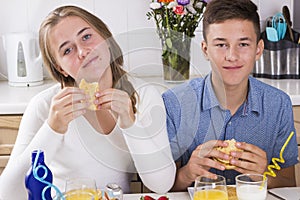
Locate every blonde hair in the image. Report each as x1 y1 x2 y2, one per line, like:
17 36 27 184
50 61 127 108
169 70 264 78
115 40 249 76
39 5 137 113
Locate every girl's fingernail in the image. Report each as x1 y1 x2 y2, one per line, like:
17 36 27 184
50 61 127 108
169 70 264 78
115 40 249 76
95 92 100 97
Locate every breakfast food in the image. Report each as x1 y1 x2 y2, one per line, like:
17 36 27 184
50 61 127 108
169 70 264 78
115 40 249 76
214 139 243 169
227 186 237 200
79 79 99 110
140 195 169 200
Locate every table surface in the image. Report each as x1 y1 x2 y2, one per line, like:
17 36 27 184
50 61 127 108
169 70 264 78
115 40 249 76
123 191 282 200
124 187 300 200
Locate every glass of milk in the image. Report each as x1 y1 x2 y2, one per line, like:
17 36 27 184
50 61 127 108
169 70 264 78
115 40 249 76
235 174 267 200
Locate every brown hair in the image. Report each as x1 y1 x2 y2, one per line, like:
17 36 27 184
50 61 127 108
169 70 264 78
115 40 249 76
39 5 137 113
202 0 261 43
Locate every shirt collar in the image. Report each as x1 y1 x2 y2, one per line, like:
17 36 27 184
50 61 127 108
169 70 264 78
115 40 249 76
202 74 261 115
203 73 221 110
247 76 261 114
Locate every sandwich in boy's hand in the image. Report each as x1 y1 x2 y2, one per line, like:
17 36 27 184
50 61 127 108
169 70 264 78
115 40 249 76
213 139 243 169
79 79 99 110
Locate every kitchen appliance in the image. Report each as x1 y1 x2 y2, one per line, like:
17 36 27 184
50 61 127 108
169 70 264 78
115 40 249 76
2 32 43 87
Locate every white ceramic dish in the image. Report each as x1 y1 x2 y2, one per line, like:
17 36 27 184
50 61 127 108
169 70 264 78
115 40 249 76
187 187 194 200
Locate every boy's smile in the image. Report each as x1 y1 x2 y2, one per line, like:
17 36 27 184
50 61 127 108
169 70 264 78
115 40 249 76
202 19 264 90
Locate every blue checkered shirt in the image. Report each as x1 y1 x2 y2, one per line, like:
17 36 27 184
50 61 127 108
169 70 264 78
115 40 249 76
162 74 298 185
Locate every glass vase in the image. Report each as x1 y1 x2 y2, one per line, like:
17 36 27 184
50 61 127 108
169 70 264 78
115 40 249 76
159 29 191 82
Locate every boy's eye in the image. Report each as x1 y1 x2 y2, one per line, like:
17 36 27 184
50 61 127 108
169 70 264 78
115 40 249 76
83 34 91 41
216 43 227 48
240 43 249 47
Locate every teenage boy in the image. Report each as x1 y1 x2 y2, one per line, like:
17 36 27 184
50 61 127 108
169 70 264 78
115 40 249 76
162 0 298 191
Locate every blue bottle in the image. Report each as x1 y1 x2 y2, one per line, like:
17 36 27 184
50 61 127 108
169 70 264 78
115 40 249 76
25 150 53 200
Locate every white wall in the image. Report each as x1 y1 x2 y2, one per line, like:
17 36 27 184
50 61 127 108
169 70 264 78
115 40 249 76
294 0 300 32
0 0 294 80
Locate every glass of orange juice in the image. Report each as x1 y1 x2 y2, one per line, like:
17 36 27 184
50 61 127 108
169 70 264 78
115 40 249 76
193 175 228 200
65 177 99 199
54 191 95 200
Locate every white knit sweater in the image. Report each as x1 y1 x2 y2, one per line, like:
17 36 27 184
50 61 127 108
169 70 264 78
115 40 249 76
0 77 176 200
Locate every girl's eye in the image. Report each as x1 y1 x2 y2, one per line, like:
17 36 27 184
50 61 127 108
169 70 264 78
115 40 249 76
83 34 91 41
63 47 73 56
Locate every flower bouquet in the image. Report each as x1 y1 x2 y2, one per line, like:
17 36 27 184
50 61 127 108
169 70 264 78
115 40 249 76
147 0 208 82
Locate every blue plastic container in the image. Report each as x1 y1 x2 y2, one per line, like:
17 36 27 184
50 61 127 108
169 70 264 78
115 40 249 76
25 150 53 200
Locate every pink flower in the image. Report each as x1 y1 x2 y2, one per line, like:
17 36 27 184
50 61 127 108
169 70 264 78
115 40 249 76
173 5 185 15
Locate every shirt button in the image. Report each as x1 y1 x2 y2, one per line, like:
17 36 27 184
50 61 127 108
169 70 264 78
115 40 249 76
227 178 231 183
228 121 232 125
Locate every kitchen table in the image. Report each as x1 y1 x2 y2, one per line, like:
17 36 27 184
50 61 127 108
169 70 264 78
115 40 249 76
123 191 287 200
124 192 189 200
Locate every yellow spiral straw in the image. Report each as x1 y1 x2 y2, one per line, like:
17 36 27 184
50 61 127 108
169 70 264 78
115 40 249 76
262 131 295 184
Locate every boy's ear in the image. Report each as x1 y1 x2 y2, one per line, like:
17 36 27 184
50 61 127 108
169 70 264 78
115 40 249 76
255 39 264 61
201 41 209 60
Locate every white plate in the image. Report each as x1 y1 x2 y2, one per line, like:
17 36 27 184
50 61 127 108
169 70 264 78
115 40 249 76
187 187 194 200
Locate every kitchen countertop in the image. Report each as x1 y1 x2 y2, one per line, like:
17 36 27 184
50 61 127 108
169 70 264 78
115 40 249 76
0 79 56 115
0 76 300 115
141 76 300 106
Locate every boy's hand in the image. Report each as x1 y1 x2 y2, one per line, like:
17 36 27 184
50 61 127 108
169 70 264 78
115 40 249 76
229 142 267 175
180 140 229 183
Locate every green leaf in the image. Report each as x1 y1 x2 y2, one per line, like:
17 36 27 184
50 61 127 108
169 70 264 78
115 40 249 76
166 38 172 48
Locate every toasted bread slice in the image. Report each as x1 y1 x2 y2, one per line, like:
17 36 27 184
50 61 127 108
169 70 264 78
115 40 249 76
79 79 99 110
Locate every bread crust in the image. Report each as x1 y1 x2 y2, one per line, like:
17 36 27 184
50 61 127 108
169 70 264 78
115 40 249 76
79 79 99 110
213 139 243 169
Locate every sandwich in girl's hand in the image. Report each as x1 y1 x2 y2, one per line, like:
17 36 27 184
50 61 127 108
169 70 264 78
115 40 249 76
214 139 243 169
79 79 99 110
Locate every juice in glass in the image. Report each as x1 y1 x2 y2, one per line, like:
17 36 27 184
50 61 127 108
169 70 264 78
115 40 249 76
193 189 228 200
64 189 98 200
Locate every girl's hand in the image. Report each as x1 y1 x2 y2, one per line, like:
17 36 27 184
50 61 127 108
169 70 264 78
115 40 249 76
48 87 88 134
95 88 135 129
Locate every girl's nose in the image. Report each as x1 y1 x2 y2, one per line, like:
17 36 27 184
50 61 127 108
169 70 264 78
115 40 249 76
78 46 89 59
